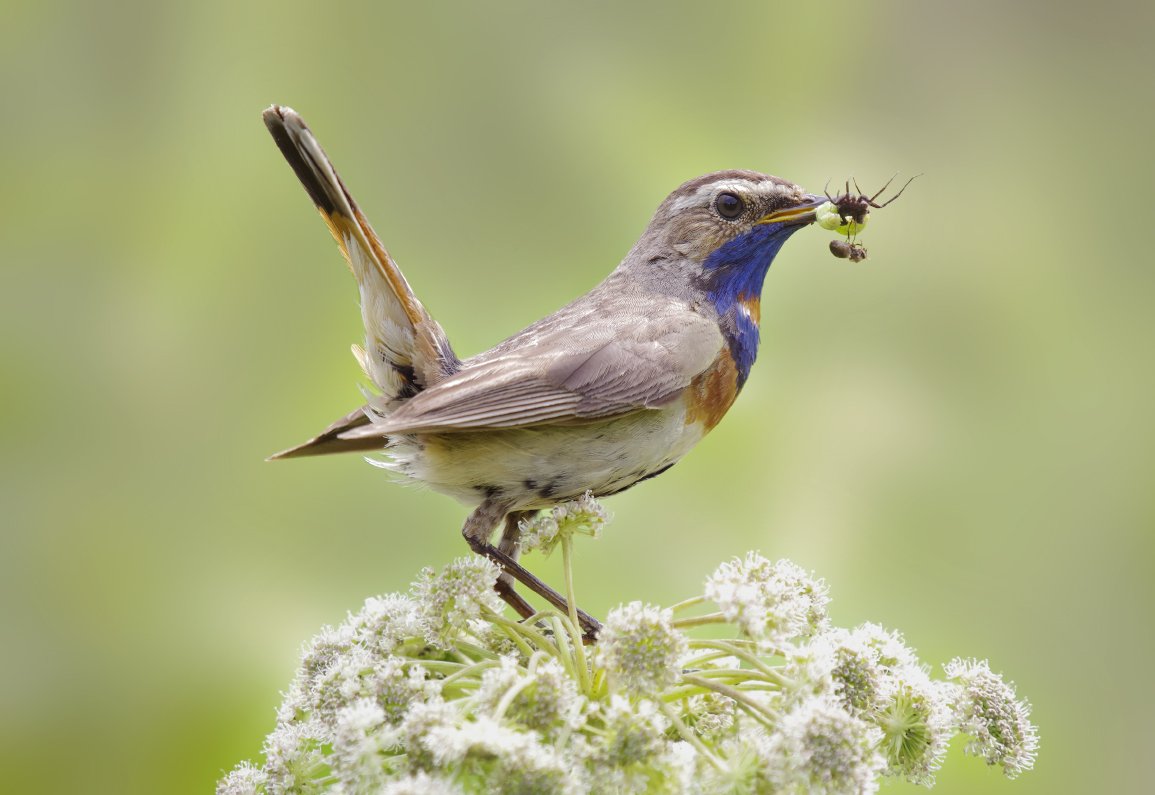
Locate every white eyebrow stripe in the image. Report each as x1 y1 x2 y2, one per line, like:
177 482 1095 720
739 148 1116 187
668 180 754 211
666 178 799 212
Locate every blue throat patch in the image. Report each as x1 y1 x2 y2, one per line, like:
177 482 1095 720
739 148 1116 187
702 221 802 387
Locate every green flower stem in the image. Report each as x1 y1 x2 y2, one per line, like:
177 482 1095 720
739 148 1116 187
521 608 566 625
439 682 481 700
661 683 725 702
560 535 581 634
554 612 594 695
500 622 542 659
681 673 778 729
492 673 538 722
439 659 500 689
590 666 608 700
667 595 707 613
452 640 502 662
524 649 551 676
689 667 779 686
671 612 727 629
481 609 559 659
550 616 580 684
410 660 468 674
690 639 789 684
560 535 592 694
680 649 735 668
657 699 727 772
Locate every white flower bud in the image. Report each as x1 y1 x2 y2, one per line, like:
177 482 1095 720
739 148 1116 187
758 695 885 794
519 492 609 555
705 553 829 646
411 556 503 648
596 602 688 694
944 658 1039 778
216 761 266 795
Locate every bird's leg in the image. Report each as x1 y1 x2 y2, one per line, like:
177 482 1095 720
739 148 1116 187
476 540 603 643
462 501 602 640
493 511 536 621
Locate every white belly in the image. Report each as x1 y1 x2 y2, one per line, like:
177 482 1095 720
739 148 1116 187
381 400 707 510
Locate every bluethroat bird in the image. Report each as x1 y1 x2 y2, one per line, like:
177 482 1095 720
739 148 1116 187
263 106 828 638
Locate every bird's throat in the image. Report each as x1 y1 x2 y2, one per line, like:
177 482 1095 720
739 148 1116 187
702 222 801 387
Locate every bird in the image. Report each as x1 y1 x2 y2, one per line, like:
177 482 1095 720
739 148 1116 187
262 105 826 638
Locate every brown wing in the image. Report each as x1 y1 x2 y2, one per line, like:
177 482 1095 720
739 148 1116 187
367 308 725 434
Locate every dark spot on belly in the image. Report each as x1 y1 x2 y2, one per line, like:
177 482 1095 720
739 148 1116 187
477 484 504 501
525 477 562 499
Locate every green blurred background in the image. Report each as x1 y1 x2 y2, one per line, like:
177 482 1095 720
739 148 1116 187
3 1 1152 792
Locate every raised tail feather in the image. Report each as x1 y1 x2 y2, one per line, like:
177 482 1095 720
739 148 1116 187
262 105 460 459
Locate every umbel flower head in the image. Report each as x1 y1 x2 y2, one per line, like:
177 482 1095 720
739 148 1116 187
756 694 886 794
799 623 953 784
944 657 1040 778
518 491 609 555
219 497 1038 795
411 556 504 648
705 552 830 646
596 601 688 695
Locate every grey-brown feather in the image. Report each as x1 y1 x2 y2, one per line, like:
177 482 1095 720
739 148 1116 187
368 282 723 435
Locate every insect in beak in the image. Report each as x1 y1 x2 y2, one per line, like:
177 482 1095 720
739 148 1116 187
816 174 921 261
829 238 868 262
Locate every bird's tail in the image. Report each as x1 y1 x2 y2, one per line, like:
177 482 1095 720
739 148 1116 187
262 105 459 407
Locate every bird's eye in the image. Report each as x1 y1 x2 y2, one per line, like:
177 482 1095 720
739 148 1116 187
714 192 744 220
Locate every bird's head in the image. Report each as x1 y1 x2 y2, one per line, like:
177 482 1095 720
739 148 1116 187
616 171 824 389
620 170 823 299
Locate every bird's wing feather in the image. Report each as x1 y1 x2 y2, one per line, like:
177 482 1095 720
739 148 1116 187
371 309 724 433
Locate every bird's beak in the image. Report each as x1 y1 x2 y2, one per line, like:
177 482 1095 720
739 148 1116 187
756 194 827 226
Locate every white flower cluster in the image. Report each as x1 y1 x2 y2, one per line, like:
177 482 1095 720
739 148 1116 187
704 552 830 646
220 505 1038 795
596 602 688 695
518 491 609 555
756 694 885 794
411 556 505 648
790 623 954 784
944 657 1039 778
